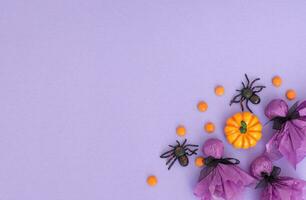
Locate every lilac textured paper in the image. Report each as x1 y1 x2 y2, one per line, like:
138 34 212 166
250 155 306 200
264 99 306 168
2 1 306 199
194 138 255 200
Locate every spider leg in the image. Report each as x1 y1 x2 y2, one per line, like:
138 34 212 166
245 74 250 87
166 154 175 165
184 144 199 148
241 82 246 88
181 139 187 147
230 100 241 105
160 149 175 158
246 99 253 113
240 97 246 111
250 78 260 88
186 149 198 156
168 145 175 148
230 100 241 106
252 86 266 93
186 148 198 153
168 157 178 170
176 140 180 146
253 88 264 93
230 94 242 105
252 85 265 89
185 147 198 152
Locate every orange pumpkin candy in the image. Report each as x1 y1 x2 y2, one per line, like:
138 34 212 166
224 112 262 149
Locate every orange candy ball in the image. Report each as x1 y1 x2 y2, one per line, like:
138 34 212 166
272 76 282 87
286 89 296 100
204 122 215 133
197 101 208 112
176 125 186 137
195 157 205 167
215 85 225 96
147 175 158 186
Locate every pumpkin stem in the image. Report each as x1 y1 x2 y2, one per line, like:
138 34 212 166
239 121 247 134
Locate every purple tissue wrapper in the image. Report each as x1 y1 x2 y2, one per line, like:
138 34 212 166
250 155 306 200
264 99 306 168
194 138 255 200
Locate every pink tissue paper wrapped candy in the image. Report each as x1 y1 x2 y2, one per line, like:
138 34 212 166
194 138 255 200
250 155 306 200
264 99 306 168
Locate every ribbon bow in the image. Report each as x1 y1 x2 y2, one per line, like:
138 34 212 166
198 156 240 181
271 101 300 130
255 166 281 189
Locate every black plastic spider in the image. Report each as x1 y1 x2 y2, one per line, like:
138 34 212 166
160 139 198 170
230 74 266 113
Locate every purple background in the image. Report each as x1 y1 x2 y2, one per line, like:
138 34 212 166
1 0 306 199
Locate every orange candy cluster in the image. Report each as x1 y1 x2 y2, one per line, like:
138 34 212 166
272 75 296 100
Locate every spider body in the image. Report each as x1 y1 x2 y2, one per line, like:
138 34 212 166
230 74 265 113
174 146 189 166
241 88 260 104
160 139 198 170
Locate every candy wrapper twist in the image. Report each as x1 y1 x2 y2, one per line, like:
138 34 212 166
250 155 306 200
265 99 306 168
194 138 255 200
